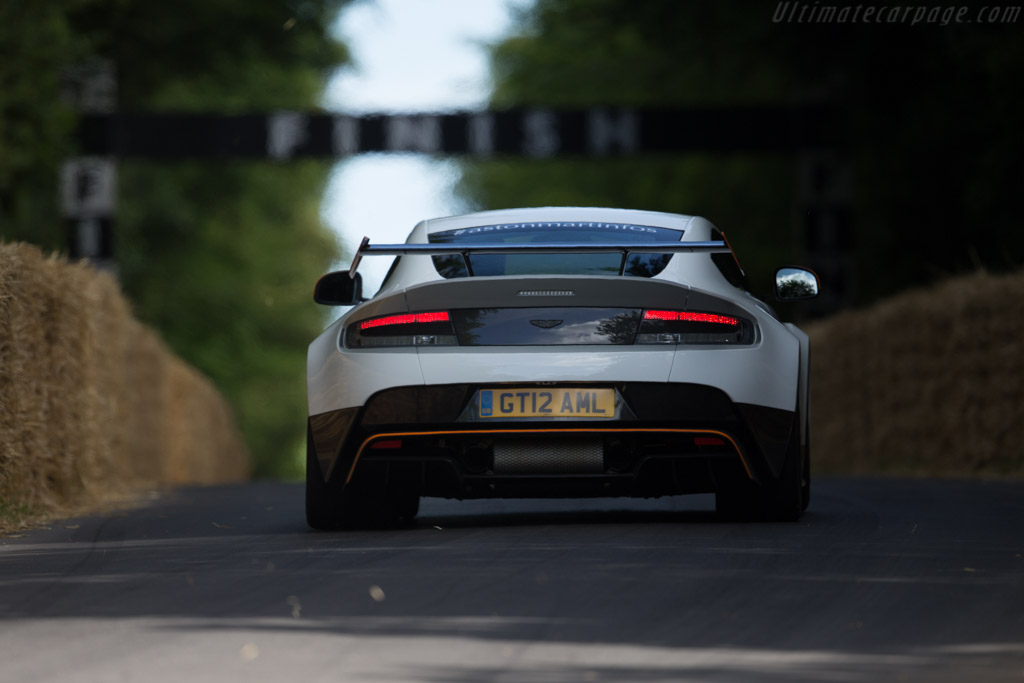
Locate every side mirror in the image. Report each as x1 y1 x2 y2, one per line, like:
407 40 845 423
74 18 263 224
773 266 819 301
314 271 362 305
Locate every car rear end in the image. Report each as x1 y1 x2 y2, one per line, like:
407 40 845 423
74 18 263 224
306 210 807 527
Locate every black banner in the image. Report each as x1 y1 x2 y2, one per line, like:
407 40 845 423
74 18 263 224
76 107 839 159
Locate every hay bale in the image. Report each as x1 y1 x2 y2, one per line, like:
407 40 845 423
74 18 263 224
0 245 72 511
0 242 250 532
165 358 250 485
808 268 1024 476
120 321 173 483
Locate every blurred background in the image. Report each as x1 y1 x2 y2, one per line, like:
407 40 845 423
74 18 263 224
2 0 1021 479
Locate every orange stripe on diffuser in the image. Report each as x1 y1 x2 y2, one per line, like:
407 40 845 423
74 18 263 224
345 427 750 483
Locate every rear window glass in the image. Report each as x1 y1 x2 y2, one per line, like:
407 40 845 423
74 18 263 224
428 221 682 278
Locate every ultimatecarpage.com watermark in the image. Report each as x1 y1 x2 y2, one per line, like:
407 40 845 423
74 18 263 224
773 2 1021 25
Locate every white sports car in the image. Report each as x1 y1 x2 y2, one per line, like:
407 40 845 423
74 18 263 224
307 207 819 528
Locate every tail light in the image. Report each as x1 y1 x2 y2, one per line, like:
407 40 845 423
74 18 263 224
345 311 457 348
345 307 753 347
636 309 755 345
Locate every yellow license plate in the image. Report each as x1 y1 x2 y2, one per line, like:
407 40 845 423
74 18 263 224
478 388 615 419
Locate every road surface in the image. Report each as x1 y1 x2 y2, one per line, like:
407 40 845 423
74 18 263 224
1 478 1023 682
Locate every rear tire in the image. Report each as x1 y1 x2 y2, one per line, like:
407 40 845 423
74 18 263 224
800 436 811 512
307 434 421 530
306 428 342 530
714 482 759 521
759 424 803 522
337 462 421 529
715 415 803 522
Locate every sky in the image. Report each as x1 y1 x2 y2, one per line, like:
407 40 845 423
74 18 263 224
320 0 532 294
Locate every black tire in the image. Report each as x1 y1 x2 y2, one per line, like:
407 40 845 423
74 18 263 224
714 481 759 521
715 415 803 522
307 437 421 530
397 490 421 520
336 462 421 529
800 435 811 512
306 428 343 530
758 421 804 522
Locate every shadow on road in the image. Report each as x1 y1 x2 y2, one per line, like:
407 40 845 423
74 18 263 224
1 479 1023 681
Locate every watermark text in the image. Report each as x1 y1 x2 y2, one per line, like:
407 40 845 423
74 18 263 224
773 2 1021 25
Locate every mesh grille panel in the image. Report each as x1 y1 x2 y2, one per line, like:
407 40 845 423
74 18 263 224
493 439 603 474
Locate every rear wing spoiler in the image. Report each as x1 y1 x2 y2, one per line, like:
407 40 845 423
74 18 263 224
347 236 729 278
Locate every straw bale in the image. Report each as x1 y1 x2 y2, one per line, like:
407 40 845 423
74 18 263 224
0 246 41 509
807 268 1024 476
0 244 68 511
120 321 172 483
165 357 250 485
0 242 250 532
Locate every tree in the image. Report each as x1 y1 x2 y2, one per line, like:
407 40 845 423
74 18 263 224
0 0 350 477
0 1 81 250
462 0 1024 305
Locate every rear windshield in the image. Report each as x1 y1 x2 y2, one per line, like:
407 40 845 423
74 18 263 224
428 221 682 278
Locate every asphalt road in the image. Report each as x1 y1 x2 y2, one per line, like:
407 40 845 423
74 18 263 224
1 478 1023 682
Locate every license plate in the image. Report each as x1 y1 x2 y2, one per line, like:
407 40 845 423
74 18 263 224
478 388 615 419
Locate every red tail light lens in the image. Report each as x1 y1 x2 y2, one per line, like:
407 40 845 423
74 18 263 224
347 311 457 348
642 310 739 326
636 309 753 345
641 309 677 322
360 311 450 330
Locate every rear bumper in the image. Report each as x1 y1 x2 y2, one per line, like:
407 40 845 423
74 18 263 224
309 382 795 498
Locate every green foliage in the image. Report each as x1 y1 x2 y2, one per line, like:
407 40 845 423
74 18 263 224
490 0 794 108
73 0 348 111
466 0 1024 305
464 0 804 298
117 160 339 478
0 1 81 250
1 0 349 478
0 495 37 534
